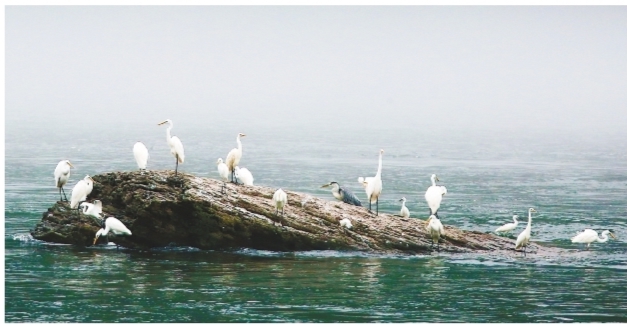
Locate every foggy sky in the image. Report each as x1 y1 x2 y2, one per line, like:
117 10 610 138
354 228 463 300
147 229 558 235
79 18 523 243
5 6 627 134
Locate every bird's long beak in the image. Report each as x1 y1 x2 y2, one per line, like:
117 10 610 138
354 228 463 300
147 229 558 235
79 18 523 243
398 198 403 202
609 232 617 239
426 215 433 222
68 161 74 168
157 121 167 125
92 236 98 245
436 177 440 182
240 133 246 137
320 183 330 188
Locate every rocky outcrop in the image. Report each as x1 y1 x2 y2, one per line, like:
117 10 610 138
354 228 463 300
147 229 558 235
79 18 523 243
32 170 559 256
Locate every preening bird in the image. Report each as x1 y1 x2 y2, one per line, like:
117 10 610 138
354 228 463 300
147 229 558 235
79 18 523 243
399 197 410 218
54 160 74 201
358 149 384 215
92 216 132 245
426 214 445 251
225 133 246 183
425 174 447 217
216 158 229 194
495 215 519 234
340 218 353 229
234 166 254 186
272 188 288 226
80 200 103 220
157 119 185 175
133 141 149 171
321 182 362 206
515 208 537 256
571 229 616 250
70 175 94 209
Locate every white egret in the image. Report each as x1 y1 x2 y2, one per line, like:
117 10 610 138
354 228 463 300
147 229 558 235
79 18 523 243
515 208 537 256
225 133 246 183
133 141 149 171
80 200 103 220
571 229 616 250
425 174 447 217
272 188 288 225
157 119 185 175
495 215 519 234
54 160 74 201
399 197 410 218
340 218 353 229
321 182 362 206
216 158 229 194
92 216 132 245
425 214 445 251
357 149 384 215
234 166 254 186
70 175 94 209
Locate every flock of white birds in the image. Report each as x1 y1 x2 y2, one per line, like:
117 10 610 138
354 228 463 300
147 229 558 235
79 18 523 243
52 119 616 253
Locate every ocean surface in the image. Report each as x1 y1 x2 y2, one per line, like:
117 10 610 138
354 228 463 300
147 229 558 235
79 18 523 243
5 122 627 322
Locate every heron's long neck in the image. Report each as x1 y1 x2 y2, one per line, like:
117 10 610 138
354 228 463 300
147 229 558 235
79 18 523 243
237 136 242 152
526 212 532 229
402 200 406 208
597 233 609 243
166 123 173 140
375 153 382 178
102 224 111 236
431 175 437 187
513 216 518 225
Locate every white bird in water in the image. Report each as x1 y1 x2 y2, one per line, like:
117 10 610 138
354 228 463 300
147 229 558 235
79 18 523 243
425 174 447 217
399 197 410 218
426 214 445 251
495 215 519 234
54 159 74 201
321 182 362 206
234 166 254 186
80 200 103 220
358 149 384 215
225 133 246 183
272 188 288 226
340 218 353 229
133 141 149 171
571 229 616 250
92 216 132 246
216 158 229 194
158 119 185 176
70 175 94 209
515 208 537 256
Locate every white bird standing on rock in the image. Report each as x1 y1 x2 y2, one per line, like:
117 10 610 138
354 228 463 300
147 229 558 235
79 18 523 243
340 218 353 229
80 200 103 219
495 215 519 234
216 158 229 193
426 214 445 251
54 160 74 201
272 188 288 225
158 119 185 176
358 149 384 215
425 174 447 217
515 208 537 256
399 197 410 218
571 229 616 250
234 166 254 186
70 175 94 209
133 141 149 171
226 133 246 183
93 216 132 245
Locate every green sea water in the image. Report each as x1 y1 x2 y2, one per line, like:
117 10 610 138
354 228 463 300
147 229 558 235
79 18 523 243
5 123 627 322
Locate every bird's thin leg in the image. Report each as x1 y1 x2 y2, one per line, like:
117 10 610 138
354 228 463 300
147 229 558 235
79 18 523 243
376 201 379 216
222 181 226 194
175 157 179 176
58 187 63 202
368 196 372 213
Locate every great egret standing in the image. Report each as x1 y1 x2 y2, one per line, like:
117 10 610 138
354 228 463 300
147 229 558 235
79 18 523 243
425 174 447 217
80 200 103 220
92 216 132 245
216 158 229 194
133 141 149 171
321 182 362 206
158 119 185 175
515 208 537 256
495 215 519 234
426 214 445 251
70 175 94 209
399 197 410 218
571 229 616 250
358 149 384 215
234 166 254 186
54 160 74 201
225 133 246 183
272 188 288 226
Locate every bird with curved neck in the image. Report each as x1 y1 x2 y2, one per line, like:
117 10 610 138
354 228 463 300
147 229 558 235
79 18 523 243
157 119 185 176
495 215 519 234
399 197 410 218
358 149 384 215
571 229 616 250
515 208 537 256
425 174 447 217
226 133 246 183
